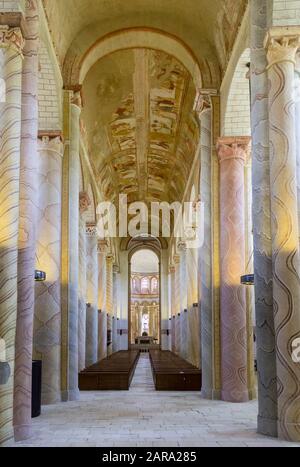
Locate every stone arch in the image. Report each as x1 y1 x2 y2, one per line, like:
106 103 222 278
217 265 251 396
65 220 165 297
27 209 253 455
63 28 205 91
223 48 251 137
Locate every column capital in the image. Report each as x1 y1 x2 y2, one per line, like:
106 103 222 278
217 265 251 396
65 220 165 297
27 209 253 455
194 89 217 117
86 222 97 237
217 137 251 164
79 191 91 215
177 241 187 252
0 25 24 55
97 239 109 254
38 133 64 156
173 254 180 265
264 27 300 68
169 265 175 274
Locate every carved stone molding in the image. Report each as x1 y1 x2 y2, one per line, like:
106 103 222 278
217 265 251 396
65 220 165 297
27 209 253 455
79 191 91 215
217 137 251 164
0 25 24 55
264 27 300 68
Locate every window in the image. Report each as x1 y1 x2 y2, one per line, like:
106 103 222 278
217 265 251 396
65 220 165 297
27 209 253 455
151 277 158 293
141 277 149 294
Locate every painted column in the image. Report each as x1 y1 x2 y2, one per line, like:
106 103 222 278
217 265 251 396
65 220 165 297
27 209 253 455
85 224 98 367
198 96 214 397
174 255 181 355
61 90 82 401
169 265 176 353
187 247 199 366
265 29 300 442
112 268 117 353
78 192 91 371
217 137 250 403
178 243 188 359
250 1 278 435
97 240 108 361
106 255 113 356
34 136 63 404
14 2 39 441
0 25 24 445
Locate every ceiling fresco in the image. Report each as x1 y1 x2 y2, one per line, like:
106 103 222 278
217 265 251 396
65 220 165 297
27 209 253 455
81 48 199 205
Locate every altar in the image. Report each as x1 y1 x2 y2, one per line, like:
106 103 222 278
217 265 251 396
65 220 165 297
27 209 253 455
136 336 156 345
131 336 159 353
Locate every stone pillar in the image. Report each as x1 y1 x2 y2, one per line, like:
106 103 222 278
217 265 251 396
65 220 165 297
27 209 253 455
217 136 250 403
78 192 91 371
250 1 278 435
265 28 300 442
178 243 188 358
198 96 214 397
174 255 181 354
98 240 108 361
187 247 199 366
34 135 63 404
0 24 24 445
61 89 82 401
106 255 113 356
14 2 39 441
85 224 98 367
169 265 176 352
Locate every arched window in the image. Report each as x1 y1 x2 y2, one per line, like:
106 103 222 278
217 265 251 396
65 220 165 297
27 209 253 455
141 277 149 294
151 277 158 293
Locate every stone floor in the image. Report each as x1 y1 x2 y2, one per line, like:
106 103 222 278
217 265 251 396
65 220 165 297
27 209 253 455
4 354 300 447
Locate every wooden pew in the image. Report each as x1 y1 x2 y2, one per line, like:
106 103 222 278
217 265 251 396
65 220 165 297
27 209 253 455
79 351 139 391
149 350 202 391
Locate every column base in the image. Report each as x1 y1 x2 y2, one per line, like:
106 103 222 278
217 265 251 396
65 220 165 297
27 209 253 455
201 388 222 400
221 389 249 403
42 391 63 406
0 427 14 446
61 388 80 402
248 387 257 401
278 421 300 443
14 424 32 442
257 414 278 438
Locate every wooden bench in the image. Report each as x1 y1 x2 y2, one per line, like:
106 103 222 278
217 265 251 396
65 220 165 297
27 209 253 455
79 351 139 391
149 350 202 391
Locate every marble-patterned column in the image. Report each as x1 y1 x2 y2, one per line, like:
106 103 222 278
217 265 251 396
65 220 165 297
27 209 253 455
265 29 300 442
178 243 188 359
0 25 24 445
250 1 278 436
85 224 98 367
34 136 63 405
61 90 82 401
198 99 214 398
187 247 199 366
169 265 176 352
14 1 39 441
174 255 181 354
106 255 113 356
217 137 250 403
98 240 108 361
78 192 91 371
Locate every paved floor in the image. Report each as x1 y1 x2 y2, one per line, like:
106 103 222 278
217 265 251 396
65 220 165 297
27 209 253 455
4 354 300 447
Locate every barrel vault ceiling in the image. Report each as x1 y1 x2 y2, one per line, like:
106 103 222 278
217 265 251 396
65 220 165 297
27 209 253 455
42 0 247 204
81 48 199 204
